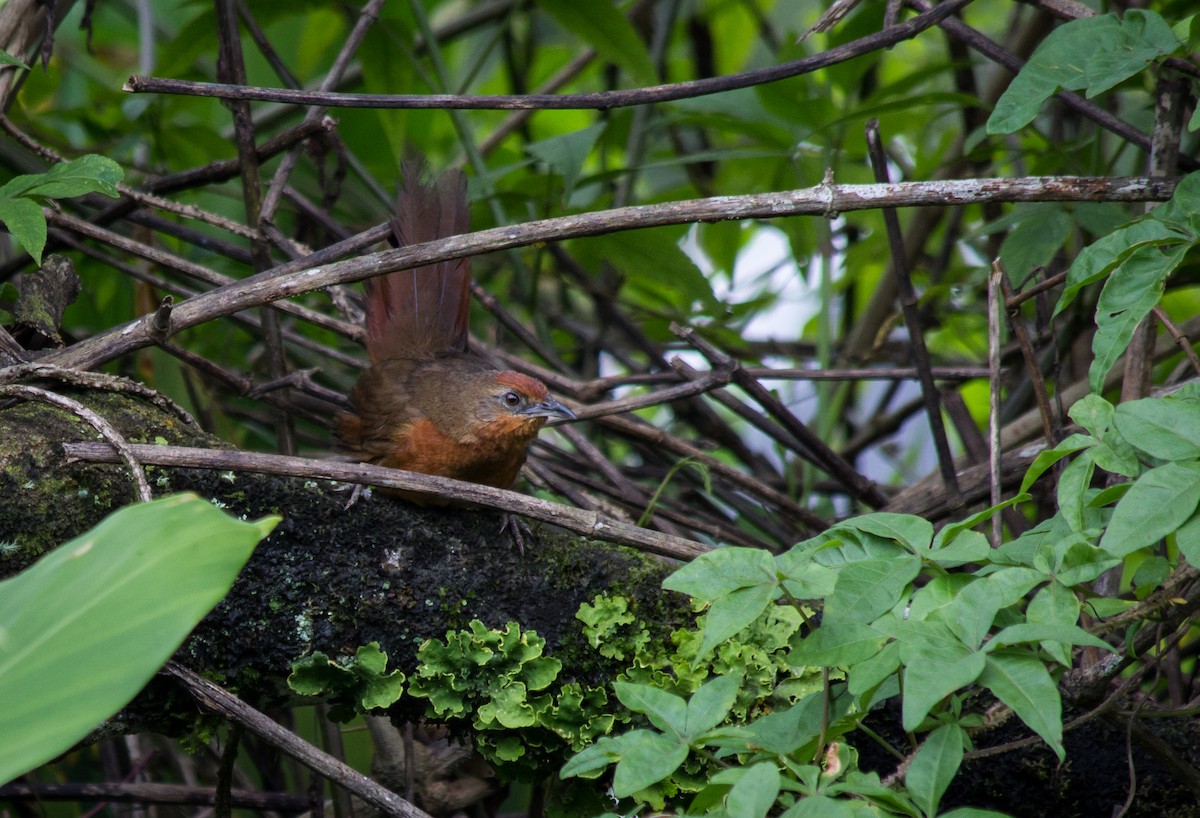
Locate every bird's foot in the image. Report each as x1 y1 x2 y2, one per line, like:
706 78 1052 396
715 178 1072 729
334 481 372 509
499 513 534 556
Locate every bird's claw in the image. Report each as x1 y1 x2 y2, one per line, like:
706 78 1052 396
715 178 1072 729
499 513 534 556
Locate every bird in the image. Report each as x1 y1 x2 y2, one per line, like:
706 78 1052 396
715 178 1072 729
335 165 575 497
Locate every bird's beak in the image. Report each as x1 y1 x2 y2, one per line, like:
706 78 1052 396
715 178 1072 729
518 397 576 422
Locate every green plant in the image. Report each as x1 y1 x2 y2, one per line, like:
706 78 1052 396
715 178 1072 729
0 155 122 265
288 642 405 723
0 493 277 783
561 384 1200 815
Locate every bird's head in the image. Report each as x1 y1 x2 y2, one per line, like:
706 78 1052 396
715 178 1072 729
484 371 576 429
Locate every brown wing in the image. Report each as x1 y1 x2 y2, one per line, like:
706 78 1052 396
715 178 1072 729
365 163 471 363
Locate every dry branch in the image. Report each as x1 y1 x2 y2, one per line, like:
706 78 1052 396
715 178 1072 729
35 175 1177 373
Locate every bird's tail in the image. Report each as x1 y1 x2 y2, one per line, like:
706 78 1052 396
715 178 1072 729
364 164 471 362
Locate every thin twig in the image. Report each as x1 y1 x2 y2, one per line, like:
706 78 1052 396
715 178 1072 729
1152 306 1200 377
2 384 152 502
999 271 1058 447
865 118 960 508
124 0 974 110
673 323 889 508
162 663 433 818
62 442 713 560
0 783 309 811
987 261 1005 545
38 175 1177 374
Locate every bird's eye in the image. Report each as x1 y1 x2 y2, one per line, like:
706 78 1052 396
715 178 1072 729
501 390 522 408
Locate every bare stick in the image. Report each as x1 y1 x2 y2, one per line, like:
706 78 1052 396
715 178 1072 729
673 324 889 509
1152 306 1200 378
0 782 309 811
62 442 713 560
2 384 152 502
162 663 432 818
124 0 972 110
999 273 1058 446
987 261 1005 546
865 119 960 508
34 175 1179 374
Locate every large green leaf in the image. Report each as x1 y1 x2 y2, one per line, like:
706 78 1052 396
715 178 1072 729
663 546 777 600
1088 242 1188 392
790 622 888 668
612 729 689 796
979 652 1064 760
1113 396 1200 461
538 0 657 85
1053 218 1182 317
1101 461 1200 556
0 154 123 265
0 494 277 782
615 681 687 736
988 11 1180 135
824 555 921 626
685 673 741 737
892 622 986 731
726 761 781 818
906 724 965 818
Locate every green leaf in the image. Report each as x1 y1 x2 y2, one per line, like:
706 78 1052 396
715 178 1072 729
698 583 780 657
776 556 838 600
780 794 857 818
836 513 934 553
21 154 123 199
1088 242 1188 392
0 494 276 783
895 623 986 731
926 529 991 567
988 12 1180 135
999 206 1071 283
1057 453 1096 534
1176 512 1200 567
979 652 1064 760
847 641 901 699
939 576 1004 650
612 729 690 797
526 123 606 195
1101 462 1200 556
1054 218 1182 316
987 15 1123 134
1025 582 1082 666
930 496 1024 552
940 810 1015 818
906 724 965 818
1019 433 1095 495
1068 394 1115 437
824 555 921 626
0 49 30 69
987 623 1113 653
560 736 622 779
614 681 687 736
1082 10 1182 97
736 689 847 756
791 622 888 667
0 196 46 265
1052 539 1121 587
1113 396 1200 460
726 762 781 818
538 0 657 85
686 673 742 737
663 546 777 601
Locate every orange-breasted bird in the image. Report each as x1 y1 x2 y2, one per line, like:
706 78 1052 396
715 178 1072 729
335 167 574 492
